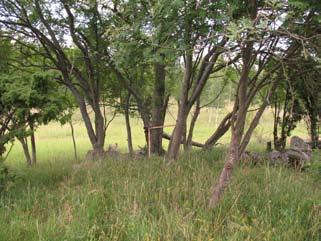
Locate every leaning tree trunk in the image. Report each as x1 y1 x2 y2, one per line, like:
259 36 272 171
209 39 252 207
75 91 106 157
166 54 192 161
204 112 232 149
19 137 32 167
209 131 242 207
186 98 201 150
69 119 78 161
166 104 188 160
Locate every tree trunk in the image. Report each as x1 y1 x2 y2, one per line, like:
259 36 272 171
239 79 279 155
273 93 287 151
186 98 201 150
162 132 204 148
19 137 32 167
166 105 188 160
76 96 104 154
125 92 133 155
69 119 78 161
29 121 36 165
166 54 192 161
209 39 253 207
209 133 240 207
309 112 319 149
151 63 166 155
204 112 232 149
93 102 106 154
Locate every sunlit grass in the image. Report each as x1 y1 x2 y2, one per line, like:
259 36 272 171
1 149 321 241
1 107 319 241
5 106 309 166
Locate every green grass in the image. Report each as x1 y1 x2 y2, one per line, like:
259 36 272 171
1 149 321 241
4 106 310 166
1 108 320 240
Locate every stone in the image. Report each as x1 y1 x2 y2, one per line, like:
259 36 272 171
288 136 312 168
240 151 265 165
290 136 312 153
268 150 289 165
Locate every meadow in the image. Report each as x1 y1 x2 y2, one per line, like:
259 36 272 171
1 107 321 241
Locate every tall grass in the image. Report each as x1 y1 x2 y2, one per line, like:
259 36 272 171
1 107 319 240
1 149 321 241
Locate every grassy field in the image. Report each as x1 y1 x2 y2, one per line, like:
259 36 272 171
4 106 309 166
1 107 321 240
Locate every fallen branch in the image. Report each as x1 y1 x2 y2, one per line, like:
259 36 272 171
162 132 204 148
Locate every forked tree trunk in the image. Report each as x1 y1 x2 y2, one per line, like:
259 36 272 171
76 94 105 156
125 93 133 155
239 80 279 155
166 36 227 160
209 39 253 207
19 137 32 167
273 96 289 151
209 75 279 208
167 105 188 160
166 54 192 160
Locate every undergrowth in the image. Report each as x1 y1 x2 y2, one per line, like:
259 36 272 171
0 149 321 241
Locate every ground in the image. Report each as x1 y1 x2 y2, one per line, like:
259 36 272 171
1 107 320 241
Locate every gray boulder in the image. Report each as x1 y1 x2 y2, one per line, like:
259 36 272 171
267 136 312 168
268 150 289 166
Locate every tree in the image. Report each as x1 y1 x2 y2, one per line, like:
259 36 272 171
0 71 72 166
165 0 230 160
0 0 116 156
208 0 320 207
107 0 181 155
271 75 304 151
288 56 321 148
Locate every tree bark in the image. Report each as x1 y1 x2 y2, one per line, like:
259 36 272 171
125 92 133 155
75 94 105 155
186 98 201 150
166 53 192 161
162 132 204 148
29 121 36 165
166 105 188 160
151 63 166 155
19 137 32 167
239 79 279 155
309 112 319 149
204 112 232 149
209 37 254 207
208 134 240 207
69 119 78 161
